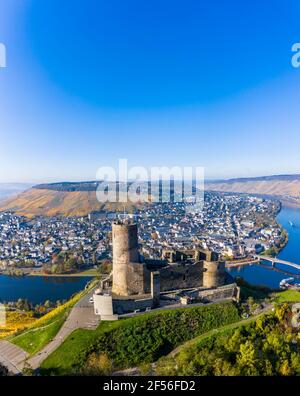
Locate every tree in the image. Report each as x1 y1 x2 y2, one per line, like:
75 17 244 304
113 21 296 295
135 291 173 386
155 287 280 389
279 359 292 376
226 329 244 353
213 358 238 376
44 300 52 309
99 260 112 275
0 363 9 376
291 352 300 375
22 362 34 376
237 340 260 375
85 353 113 375
50 264 59 274
275 303 290 322
262 359 274 376
246 296 261 315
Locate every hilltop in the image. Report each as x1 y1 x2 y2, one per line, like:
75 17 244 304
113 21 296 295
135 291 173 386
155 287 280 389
205 174 300 207
1 174 300 218
0 181 146 218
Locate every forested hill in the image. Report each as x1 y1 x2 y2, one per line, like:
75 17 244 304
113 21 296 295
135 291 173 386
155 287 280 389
34 181 99 192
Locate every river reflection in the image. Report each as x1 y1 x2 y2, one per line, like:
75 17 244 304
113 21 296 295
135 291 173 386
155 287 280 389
227 206 300 289
0 275 91 304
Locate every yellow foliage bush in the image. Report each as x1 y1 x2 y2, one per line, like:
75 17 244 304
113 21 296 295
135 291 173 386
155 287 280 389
0 311 36 339
0 285 91 339
32 290 85 328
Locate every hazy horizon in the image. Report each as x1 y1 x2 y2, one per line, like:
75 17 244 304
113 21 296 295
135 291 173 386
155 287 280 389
2 172 300 186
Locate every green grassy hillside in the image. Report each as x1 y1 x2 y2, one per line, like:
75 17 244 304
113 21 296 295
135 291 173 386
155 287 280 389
155 304 300 376
40 301 240 375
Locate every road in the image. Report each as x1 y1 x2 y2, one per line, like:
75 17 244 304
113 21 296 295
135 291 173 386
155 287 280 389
0 287 100 374
0 340 29 375
27 288 100 370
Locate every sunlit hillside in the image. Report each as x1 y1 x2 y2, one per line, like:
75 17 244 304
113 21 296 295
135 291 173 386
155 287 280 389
205 175 300 206
0 182 146 218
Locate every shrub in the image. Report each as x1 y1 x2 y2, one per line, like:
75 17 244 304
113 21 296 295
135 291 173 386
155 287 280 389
156 304 300 376
77 302 240 372
84 353 113 376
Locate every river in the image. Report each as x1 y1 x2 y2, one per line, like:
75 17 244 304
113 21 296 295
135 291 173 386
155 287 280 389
1 206 300 303
227 206 300 289
0 275 91 305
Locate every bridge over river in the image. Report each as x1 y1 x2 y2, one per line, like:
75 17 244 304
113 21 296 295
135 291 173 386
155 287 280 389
255 255 300 271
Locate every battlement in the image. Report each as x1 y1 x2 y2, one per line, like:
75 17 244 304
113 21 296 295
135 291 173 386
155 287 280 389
113 218 136 226
111 222 229 302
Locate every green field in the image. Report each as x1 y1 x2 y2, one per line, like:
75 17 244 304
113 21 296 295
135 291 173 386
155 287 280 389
40 301 240 375
274 289 300 303
10 282 96 355
11 309 69 355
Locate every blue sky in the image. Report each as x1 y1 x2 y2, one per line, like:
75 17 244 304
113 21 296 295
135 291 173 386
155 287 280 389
0 0 300 182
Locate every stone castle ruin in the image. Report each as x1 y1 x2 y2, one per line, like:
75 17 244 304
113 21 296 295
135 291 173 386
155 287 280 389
93 220 239 320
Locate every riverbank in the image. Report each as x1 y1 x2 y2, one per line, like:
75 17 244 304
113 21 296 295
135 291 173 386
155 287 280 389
29 268 97 277
0 268 97 278
261 225 289 257
226 203 289 265
227 205 300 289
0 274 92 305
255 199 289 257
277 205 300 263
280 197 300 209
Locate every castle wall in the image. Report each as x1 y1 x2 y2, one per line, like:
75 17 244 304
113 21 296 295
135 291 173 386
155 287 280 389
203 260 226 288
111 222 229 300
112 222 144 296
151 271 160 307
193 283 240 302
112 296 153 315
159 261 204 291
125 262 150 295
93 294 119 320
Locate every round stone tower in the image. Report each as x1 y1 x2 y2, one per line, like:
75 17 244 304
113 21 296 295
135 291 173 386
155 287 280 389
203 260 225 288
112 221 140 296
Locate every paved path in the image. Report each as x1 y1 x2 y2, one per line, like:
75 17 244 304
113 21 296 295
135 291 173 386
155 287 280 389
0 287 100 374
0 340 29 374
27 288 100 369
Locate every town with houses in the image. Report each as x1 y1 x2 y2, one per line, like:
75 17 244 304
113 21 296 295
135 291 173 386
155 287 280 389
0 192 284 273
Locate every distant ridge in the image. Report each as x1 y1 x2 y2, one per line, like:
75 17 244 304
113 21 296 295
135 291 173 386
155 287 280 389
205 174 300 207
1 174 300 217
208 174 300 184
35 181 99 192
